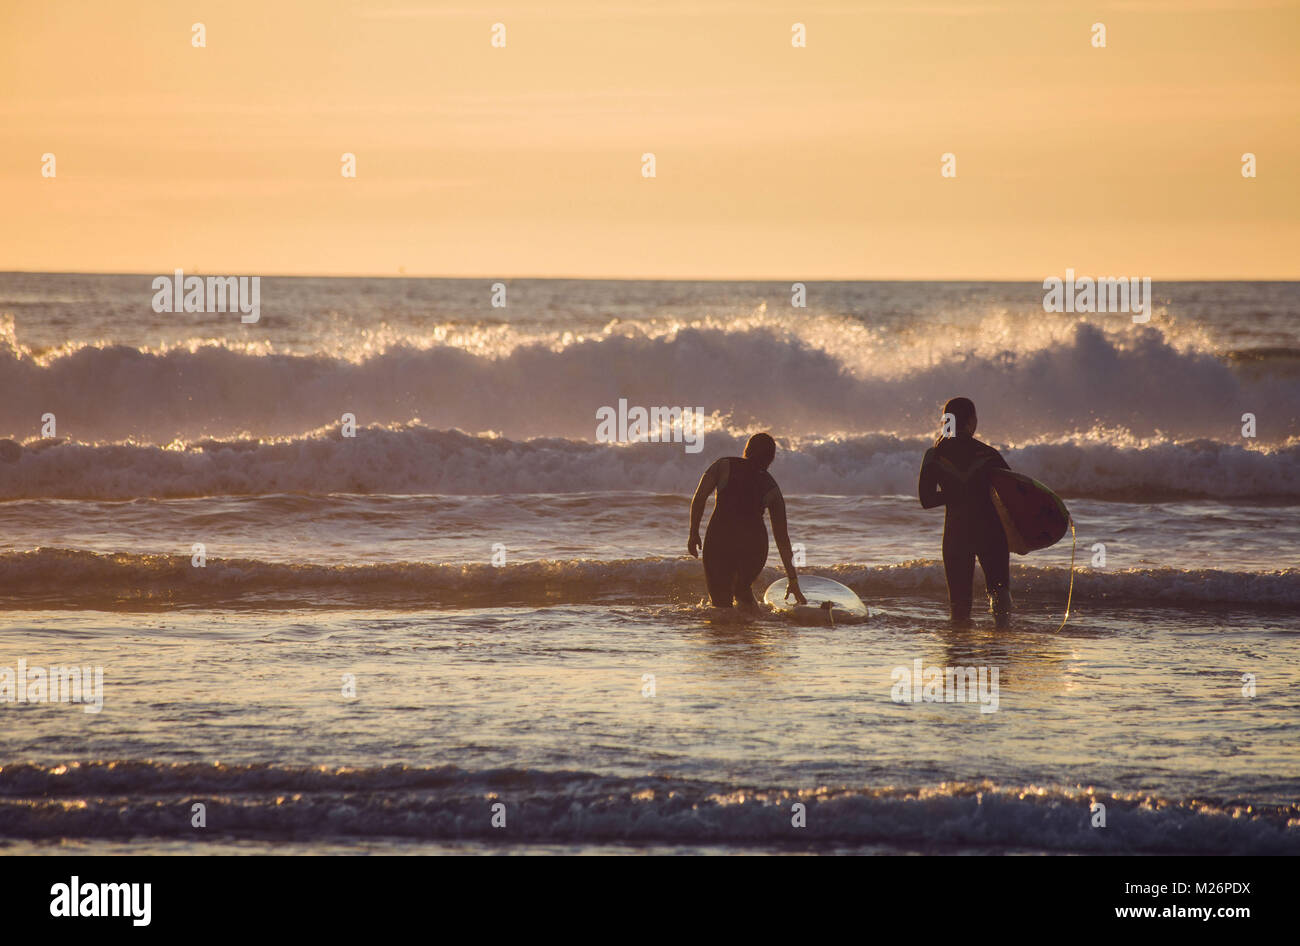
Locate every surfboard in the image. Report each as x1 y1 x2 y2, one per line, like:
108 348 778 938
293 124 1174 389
763 575 869 625
988 468 1070 554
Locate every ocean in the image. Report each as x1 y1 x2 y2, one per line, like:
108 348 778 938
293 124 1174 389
0 274 1297 855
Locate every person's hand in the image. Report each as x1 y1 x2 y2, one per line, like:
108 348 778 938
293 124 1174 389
785 578 807 605
688 531 702 558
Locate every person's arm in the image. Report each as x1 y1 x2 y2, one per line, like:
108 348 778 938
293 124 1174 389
688 460 722 557
766 487 807 604
918 447 945 509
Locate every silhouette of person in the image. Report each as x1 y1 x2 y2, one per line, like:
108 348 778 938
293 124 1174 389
689 432 806 609
918 397 1012 627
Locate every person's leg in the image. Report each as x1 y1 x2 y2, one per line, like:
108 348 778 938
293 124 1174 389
732 534 770 609
978 527 1012 628
733 579 758 609
702 529 736 607
942 531 976 625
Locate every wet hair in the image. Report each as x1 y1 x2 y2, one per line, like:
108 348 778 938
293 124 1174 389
743 432 777 468
939 397 977 442
943 397 976 427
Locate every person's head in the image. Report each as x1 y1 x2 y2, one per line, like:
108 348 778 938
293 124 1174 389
941 397 977 438
743 432 777 470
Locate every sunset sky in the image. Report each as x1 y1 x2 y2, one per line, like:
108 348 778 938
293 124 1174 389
2 0 1297 279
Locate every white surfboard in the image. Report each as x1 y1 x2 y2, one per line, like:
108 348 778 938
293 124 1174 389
764 576 869 626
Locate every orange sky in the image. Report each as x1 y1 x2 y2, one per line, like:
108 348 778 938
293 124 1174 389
2 0 1297 278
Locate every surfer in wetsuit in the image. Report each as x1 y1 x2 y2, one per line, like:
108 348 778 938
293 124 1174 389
918 397 1013 627
688 432 806 609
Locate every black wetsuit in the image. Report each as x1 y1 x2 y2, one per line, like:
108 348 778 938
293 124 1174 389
702 457 776 607
918 436 1011 622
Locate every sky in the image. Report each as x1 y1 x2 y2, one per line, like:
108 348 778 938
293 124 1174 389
1 0 1297 279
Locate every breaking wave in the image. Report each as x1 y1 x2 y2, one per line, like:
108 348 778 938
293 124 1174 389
2 426 1297 501
1 321 1295 443
0 762 1295 853
1 549 1294 611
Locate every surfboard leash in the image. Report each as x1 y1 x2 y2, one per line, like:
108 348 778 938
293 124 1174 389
1056 517 1076 633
